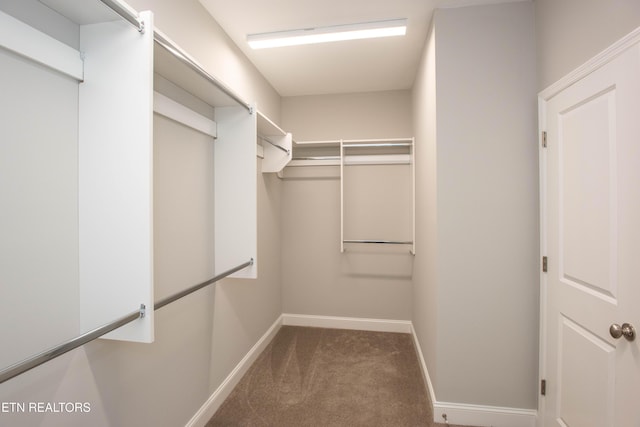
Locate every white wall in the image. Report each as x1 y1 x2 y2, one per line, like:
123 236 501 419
281 91 414 321
535 0 640 90
412 2 539 410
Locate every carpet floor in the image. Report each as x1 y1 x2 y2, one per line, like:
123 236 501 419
206 326 470 427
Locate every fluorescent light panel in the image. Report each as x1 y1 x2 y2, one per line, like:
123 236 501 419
247 19 407 49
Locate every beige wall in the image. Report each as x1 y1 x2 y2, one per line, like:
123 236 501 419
535 0 640 90
412 21 439 398
282 91 412 141
281 91 414 320
412 2 539 410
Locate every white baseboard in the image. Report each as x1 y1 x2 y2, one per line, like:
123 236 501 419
185 315 283 427
433 402 537 427
409 325 537 427
281 313 412 333
410 324 437 411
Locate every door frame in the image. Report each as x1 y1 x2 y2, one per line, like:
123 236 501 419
537 26 640 427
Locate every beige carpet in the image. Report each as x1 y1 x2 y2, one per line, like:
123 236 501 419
207 326 471 427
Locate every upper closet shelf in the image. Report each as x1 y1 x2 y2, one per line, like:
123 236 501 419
0 10 82 81
257 111 292 173
39 0 133 26
290 137 414 167
0 0 138 81
46 0 251 112
153 30 251 111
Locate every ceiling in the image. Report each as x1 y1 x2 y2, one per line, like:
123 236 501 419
198 0 529 97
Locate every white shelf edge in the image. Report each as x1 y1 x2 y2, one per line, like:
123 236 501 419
295 137 414 146
0 9 83 81
345 154 410 165
257 110 286 137
153 91 217 139
257 110 292 173
288 154 410 167
288 159 341 167
295 139 341 146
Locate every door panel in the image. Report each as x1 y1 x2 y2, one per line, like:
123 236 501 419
559 88 616 301
558 315 615 427
542 42 640 427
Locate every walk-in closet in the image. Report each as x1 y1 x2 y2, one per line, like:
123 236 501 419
2 0 639 426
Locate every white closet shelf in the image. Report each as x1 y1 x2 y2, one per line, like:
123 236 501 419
153 91 217 139
39 0 126 25
153 30 250 111
290 137 414 167
257 110 286 137
0 0 133 82
0 9 83 81
295 137 413 146
257 110 292 173
295 140 342 147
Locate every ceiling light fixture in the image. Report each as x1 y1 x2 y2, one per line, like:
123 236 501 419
247 19 407 50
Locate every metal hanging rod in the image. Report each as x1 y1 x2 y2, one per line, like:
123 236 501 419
155 258 253 311
342 142 412 148
0 259 253 385
293 156 341 161
343 240 414 245
97 0 252 113
259 135 290 155
0 306 145 384
99 0 144 32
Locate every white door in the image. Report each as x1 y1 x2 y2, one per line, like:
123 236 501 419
540 40 640 426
